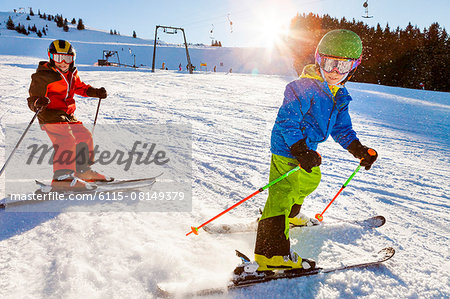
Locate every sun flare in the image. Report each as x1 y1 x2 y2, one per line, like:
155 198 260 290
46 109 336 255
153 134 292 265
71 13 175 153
248 2 293 49
258 15 290 48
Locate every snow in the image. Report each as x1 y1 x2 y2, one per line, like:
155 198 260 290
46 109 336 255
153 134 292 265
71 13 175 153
0 12 295 75
1 11 449 299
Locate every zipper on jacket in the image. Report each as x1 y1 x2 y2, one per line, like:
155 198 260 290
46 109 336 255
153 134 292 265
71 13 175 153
312 80 337 142
55 68 70 101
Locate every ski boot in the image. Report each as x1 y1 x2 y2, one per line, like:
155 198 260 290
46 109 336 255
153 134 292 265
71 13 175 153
51 172 96 192
289 212 320 227
75 169 113 182
254 250 316 271
232 250 316 286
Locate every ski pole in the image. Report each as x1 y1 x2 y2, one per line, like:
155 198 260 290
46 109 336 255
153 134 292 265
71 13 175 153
0 108 41 177
186 165 302 236
314 149 376 222
92 98 102 135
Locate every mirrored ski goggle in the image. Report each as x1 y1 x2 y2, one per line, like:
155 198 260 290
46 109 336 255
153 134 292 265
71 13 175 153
50 53 74 64
317 54 360 74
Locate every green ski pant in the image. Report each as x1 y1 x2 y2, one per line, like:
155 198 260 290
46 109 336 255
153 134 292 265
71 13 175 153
260 154 321 240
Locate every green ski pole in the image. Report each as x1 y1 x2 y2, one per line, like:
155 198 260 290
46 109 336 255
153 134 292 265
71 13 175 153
315 148 377 221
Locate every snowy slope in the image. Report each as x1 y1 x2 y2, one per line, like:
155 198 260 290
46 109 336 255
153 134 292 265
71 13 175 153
0 11 295 75
0 11 450 299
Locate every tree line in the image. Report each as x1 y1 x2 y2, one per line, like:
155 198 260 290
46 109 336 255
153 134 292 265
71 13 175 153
5 8 86 38
287 13 449 92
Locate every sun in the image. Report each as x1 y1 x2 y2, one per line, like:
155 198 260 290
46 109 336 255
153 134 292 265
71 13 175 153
258 14 290 48
248 1 294 48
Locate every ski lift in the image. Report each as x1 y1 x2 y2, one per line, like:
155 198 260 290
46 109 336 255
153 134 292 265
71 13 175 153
227 13 233 33
362 1 373 18
210 24 215 40
164 27 177 34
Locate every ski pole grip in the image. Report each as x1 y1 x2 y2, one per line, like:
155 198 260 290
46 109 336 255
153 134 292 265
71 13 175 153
368 148 376 156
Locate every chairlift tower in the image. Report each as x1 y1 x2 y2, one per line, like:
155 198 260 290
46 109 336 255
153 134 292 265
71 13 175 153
152 25 193 74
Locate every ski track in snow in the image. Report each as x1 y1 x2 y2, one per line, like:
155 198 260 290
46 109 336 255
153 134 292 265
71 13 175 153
0 52 449 299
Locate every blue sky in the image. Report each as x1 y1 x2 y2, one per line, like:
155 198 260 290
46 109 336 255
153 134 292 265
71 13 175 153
1 0 449 47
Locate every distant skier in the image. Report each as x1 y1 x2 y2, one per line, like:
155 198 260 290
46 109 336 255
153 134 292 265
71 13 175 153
254 30 378 271
27 39 111 191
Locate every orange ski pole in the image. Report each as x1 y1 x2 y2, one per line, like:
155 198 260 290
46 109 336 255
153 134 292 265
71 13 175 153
315 149 377 222
186 165 302 236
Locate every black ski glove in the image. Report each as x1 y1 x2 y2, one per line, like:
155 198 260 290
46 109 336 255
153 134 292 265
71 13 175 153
86 87 107 99
347 139 378 170
290 138 322 173
33 97 50 112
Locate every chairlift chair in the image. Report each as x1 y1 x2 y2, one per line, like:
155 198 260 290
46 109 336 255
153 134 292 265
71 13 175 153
362 1 373 18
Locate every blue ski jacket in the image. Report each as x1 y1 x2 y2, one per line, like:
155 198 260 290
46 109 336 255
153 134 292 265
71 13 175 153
271 66 358 158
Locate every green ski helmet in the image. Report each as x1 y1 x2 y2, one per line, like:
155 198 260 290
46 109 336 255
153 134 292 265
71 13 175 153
315 30 362 82
315 29 362 59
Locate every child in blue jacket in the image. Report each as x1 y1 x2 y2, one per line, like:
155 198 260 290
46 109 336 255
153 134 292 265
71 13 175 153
254 29 378 271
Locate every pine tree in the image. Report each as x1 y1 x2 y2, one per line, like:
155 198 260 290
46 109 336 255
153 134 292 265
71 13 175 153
110 29 113 35
63 24 69 32
37 30 42 37
26 16 30 20
71 18 76 24
56 15 64 27
286 13 449 91
77 18 85 30
133 30 137 38
38 9 41 17
6 16 15 30
29 8 34 16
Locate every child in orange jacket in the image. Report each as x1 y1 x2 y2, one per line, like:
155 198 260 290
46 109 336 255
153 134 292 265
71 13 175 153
28 40 111 191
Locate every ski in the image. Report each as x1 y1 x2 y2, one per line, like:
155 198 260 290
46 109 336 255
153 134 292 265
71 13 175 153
203 215 386 234
35 174 163 188
228 247 395 290
0 175 161 209
158 247 395 296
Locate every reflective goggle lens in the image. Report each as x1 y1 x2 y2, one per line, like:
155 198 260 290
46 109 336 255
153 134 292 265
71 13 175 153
51 53 74 63
319 55 358 74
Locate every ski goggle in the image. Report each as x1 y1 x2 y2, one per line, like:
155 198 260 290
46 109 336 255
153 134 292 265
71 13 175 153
316 53 361 74
49 53 74 64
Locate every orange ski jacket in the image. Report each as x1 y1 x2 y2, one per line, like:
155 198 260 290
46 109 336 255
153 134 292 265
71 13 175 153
28 61 92 124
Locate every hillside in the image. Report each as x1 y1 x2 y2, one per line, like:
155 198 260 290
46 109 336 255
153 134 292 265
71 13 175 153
0 11 295 75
